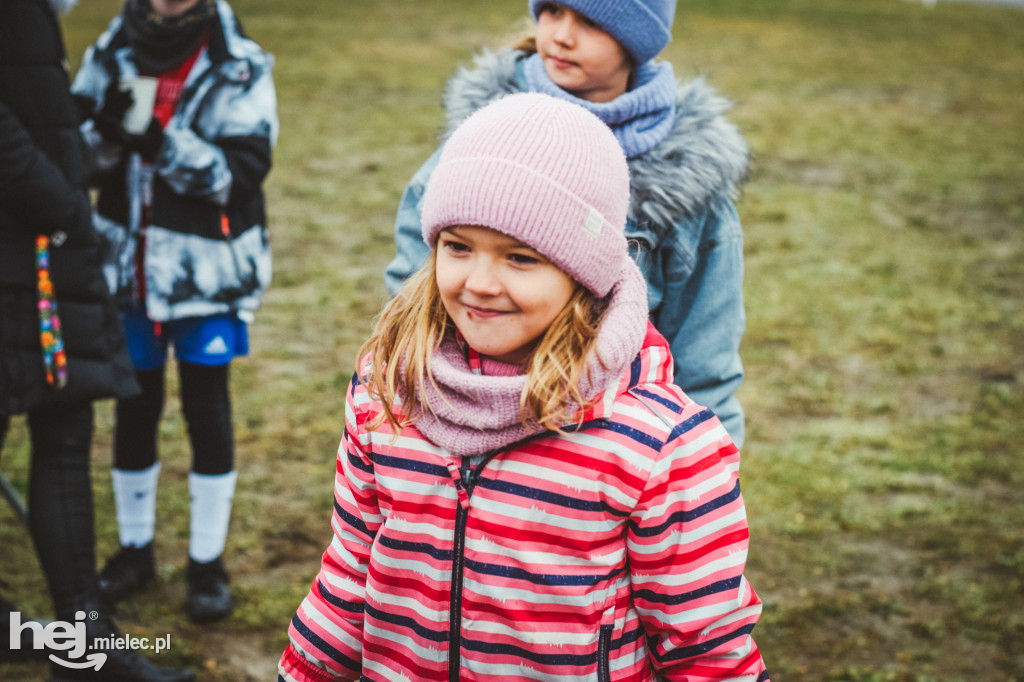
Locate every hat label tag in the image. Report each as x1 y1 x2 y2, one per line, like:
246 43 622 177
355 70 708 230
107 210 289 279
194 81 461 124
582 206 603 238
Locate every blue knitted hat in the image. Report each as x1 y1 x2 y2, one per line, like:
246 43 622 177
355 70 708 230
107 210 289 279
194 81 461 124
529 0 676 65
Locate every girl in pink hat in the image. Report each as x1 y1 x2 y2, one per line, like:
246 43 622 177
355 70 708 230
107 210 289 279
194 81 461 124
279 93 768 682
386 0 751 449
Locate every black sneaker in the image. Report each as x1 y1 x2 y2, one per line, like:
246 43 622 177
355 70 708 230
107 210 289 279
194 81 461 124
185 557 233 623
97 543 156 604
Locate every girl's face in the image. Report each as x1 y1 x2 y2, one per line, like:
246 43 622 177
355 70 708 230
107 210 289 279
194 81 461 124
535 3 632 103
435 226 577 367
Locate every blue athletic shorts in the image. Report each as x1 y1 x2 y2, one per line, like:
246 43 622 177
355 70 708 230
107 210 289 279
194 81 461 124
122 309 249 371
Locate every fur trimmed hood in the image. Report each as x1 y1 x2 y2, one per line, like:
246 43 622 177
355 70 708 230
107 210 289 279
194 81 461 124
442 48 750 240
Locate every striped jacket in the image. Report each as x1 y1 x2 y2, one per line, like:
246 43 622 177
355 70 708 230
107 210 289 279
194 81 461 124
279 324 769 681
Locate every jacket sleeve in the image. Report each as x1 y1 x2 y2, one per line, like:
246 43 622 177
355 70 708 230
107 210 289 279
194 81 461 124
627 406 769 680
383 147 442 297
652 199 746 448
69 43 127 177
0 101 91 239
157 62 277 207
278 379 382 682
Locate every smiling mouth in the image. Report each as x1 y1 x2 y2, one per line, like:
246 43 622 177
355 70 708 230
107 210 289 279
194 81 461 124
463 304 510 318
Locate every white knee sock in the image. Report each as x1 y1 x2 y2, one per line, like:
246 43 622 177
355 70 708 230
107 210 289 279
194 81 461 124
188 470 237 563
111 463 161 548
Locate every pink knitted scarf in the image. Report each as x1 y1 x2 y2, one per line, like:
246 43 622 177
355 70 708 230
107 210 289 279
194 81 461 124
406 260 648 457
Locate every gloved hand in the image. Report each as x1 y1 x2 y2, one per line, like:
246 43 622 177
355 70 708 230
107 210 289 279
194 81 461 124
123 117 166 163
70 93 97 124
92 78 134 144
91 79 165 163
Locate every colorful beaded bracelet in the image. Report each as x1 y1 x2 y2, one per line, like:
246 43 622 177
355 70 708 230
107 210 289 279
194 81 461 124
36 235 68 389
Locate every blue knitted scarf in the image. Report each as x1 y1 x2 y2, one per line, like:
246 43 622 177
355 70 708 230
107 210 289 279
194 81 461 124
522 53 677 159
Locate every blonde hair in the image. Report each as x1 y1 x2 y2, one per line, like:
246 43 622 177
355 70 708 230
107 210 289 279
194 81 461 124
358 254 607 435
512 35 539 54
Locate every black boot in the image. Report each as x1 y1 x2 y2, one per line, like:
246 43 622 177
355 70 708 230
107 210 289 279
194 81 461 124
0 594 52 662
97 543 156 604
186 556 233 623
47 599 194 682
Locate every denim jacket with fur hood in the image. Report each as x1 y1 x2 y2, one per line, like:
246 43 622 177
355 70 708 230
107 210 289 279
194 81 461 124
70 0 277 323
385 48 749 446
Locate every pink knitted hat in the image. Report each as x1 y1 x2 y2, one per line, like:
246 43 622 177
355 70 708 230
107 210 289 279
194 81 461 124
421 92 631 298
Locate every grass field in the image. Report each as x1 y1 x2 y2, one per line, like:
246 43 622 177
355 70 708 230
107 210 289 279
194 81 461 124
2 0 1022 679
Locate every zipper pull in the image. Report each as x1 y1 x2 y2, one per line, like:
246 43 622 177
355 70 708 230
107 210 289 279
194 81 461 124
445 461 471 511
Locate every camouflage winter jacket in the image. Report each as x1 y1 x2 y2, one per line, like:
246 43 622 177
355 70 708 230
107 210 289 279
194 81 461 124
71 0 278 322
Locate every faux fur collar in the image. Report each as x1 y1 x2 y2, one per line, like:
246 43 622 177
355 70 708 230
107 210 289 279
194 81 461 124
442 48 750 240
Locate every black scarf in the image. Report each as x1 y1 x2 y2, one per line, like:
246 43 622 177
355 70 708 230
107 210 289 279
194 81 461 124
121 0 217 75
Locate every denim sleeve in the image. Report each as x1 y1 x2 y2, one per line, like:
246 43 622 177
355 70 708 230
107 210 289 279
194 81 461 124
384 148 443 297
652 200 746 447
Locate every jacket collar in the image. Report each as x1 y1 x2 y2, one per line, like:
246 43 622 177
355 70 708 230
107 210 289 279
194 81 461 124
581 321 674 425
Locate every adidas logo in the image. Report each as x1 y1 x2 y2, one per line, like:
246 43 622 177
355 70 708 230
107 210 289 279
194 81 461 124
204 336 229 356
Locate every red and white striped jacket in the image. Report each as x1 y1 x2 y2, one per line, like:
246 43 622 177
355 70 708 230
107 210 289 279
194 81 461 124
279 324 769 681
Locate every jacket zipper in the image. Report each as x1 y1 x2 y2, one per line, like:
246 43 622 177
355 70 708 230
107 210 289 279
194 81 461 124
448 458 473 682
597 624 612 682
448 452 503 681
444 423 609 680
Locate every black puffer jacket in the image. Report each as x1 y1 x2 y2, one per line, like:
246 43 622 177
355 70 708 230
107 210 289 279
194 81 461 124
0 0 137 415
